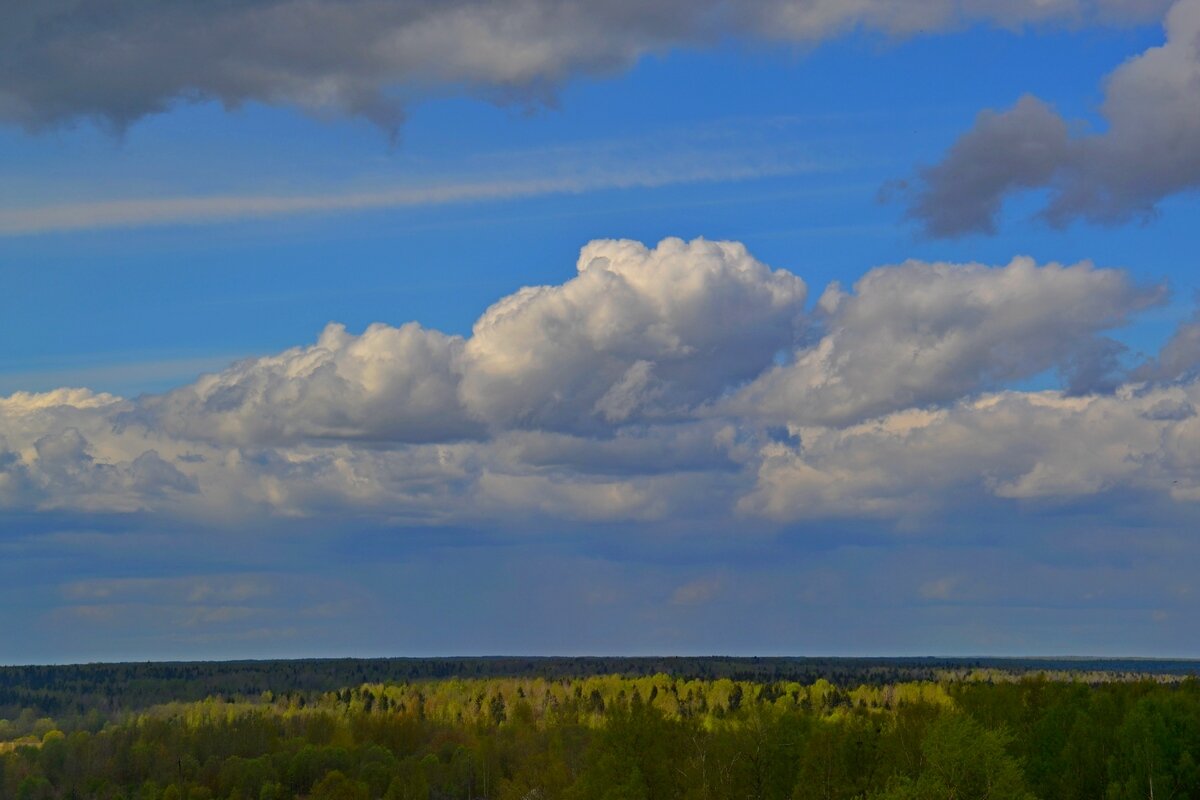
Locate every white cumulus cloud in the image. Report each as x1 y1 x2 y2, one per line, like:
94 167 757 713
0 237 1196 532
461 237 807 431
732 255 1159 426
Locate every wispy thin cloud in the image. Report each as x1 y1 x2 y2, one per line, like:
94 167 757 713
0 162 812 237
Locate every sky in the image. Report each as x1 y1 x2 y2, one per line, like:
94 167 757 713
3 0 1200 663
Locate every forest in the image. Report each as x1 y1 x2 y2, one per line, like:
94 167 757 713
5 657 1197 724
1 659 1199 800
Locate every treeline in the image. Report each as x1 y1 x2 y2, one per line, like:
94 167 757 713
3 656 1197 724
2 674 1199 800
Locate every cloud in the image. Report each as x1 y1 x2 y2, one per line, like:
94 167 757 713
0 237 1195 531
906 0 1200 236
62 575 271 605
1133 306 1200 382
902 96 1071 238
0 391 197 513
46 573 347 651
731 255 1160 426
918 575 963 601
739 383 1200 522
478 471 671 522
0 0 1172 132
0 157 804 236
131 238 806 445
460 238 807 431
0 428 196 514
669 575 724 606
132 322 479 446
0 388 121 415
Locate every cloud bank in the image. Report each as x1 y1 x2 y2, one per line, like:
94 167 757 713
908 0 1200 236
0 0 1172 131
3 236 1196 532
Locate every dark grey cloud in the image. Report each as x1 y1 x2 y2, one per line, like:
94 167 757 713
903 96 1071 237
907 0 1200 236
0 0 1172 132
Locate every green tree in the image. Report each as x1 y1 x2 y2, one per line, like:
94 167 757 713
870 714 1033 800
1106 692 1200 800
311 770 369 800
17 776 53 800
384 759 430 800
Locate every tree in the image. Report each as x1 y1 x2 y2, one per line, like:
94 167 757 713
1106 692 1200 800
384 758 430 800
870 714 1034 800
310 770 369 800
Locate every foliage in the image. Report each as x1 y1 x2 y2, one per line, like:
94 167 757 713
0 667 1197 800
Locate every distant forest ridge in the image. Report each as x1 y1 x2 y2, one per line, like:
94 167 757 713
2 656 1199 720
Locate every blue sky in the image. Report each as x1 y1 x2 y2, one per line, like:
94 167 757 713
3 0 1200 662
